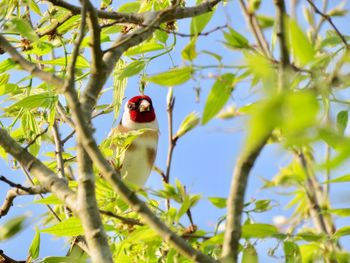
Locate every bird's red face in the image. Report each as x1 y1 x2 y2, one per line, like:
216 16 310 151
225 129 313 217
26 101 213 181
127 95 156 123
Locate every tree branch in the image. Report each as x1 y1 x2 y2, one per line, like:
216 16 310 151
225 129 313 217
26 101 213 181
306 0 348 48
64 1 113 261
238 0 271 57
81 0 222 112
99 209 144 226
0 128 77 213
0 183 47 218
221 136 269 263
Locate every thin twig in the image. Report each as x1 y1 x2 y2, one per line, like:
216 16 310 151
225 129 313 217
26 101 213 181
24 126 49 150
165 93 176 210
306 0 348 48
238 0 271 57
296 150 341 253
0 184 47 218
153 165 167 183
0 250 26 263
0 175 33 192
19 164 62 222
274 0 290 92
99 209 144 226
52 121 66 179
37 13 73 38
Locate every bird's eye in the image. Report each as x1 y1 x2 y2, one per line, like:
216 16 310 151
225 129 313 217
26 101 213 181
128 103 136 110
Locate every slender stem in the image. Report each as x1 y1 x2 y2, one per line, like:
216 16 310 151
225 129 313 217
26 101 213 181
238 0 271 57
52 121 66 179
221 136 269 263
165 95 176 210
306 0 348 48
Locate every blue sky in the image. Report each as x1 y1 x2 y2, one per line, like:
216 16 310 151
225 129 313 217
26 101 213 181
1 0 350 261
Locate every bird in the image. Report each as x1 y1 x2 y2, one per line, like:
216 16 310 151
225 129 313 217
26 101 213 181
109 95 159 186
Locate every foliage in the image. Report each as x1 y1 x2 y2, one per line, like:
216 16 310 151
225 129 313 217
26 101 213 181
0 0 350 263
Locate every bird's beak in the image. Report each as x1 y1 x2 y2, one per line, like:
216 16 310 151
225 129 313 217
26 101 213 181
139 99 151 112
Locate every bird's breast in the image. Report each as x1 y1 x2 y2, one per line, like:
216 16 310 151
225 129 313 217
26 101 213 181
121 132 158 186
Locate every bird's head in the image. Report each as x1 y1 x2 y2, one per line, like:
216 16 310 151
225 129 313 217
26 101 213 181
126 95 156 123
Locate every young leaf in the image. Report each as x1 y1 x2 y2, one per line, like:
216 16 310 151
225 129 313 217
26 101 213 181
40 217 83 237
145 67 192 86
8 93 57 110
284 241 302 263
117 2 140 12
0 216 26 241
182 37 197 61
8 17 39 42
333 226 350 239
242 244 258 263
323 174 350 184
208 197 227 209
241 223 278 238
176 195 191 222
202 73 235 124
28 229 40 259
113 60 128 119
287 18 315 65
117 60 146 79
190 0 214 37
125 42 164 56
42 56 90 69
0 59 16 74
223 27 250 49
336 110 348 135
175 111 200 139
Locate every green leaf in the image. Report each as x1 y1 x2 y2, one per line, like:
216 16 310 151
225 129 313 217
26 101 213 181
329 208 350 217
57 16 80 34
248 0 261 12
208 197 226 209
175 111 200 139
223 27 250 49
0 59 16 74
113 60 127 119
253 200 273 213
28 41 54 56
34 195 63 205
0 73 9 85
176 195 191 222
117 60 146 79
333 226 350 239
29 0 42 15
190 2 214 36
125 42 164 56
28 229 40 259
201 50 222 61
337 110 348 135
241 223 278 238
40 217 83 237
42 56 90 69
242 244 258 263
257 15 274 29
202 73 235 124
323 174 350 184
0 84 18 96
145 67 192 86
284 241 301 263
0 216 26 241
118 2 140 12
287 18 315 66
182 37 197 61
8 17 39 42
9 93 57 110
